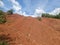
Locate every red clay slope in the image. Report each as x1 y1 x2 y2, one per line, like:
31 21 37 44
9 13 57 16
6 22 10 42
0 14 60 45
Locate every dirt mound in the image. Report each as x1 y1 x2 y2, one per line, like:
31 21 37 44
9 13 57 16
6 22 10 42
0 14 60 45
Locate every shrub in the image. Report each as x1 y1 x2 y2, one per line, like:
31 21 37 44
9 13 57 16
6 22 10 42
0 10 6 24
0 18 6 24
42 13 54 18
0 41 8 45
7 9 13 15
54 13 60 19
42 13 60 19
0 10 4 15
0 34 10 45
36 16 42 21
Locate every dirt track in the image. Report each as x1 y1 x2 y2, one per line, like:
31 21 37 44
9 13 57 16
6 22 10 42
0 14 60 45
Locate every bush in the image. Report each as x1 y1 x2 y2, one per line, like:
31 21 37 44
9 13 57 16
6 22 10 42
42 13 54 18
0 41 8 45
0 10 6 24
0 18 6 23
7 9 13 15
36 16 42 21
0 10 4 15
42 13 60 19
0 34 10 45
54 13 60 19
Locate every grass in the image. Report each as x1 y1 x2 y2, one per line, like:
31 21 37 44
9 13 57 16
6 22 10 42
0 34 12 45
0 14 6 24
0 41 8 45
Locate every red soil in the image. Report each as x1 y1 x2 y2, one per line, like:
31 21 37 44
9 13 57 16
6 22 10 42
0 14 60 45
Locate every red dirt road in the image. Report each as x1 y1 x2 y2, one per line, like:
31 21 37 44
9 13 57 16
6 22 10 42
0 14 60 45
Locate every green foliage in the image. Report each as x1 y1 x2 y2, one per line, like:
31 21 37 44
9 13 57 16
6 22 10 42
54 13 60 19
0 10 6 24
0 10 4 15
7 9 13 15
0 18 6 24
42 13 54 18
42 13 60 19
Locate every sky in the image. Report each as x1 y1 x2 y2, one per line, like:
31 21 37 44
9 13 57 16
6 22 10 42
0 0 60 17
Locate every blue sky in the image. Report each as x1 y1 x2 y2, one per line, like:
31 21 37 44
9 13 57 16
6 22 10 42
0 0 60 17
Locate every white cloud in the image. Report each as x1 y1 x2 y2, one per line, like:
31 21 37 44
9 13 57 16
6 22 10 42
34 8 46 17
0 0 4 7
19 8 46 17
0 0 9 11
35 8 45 14
9 0 22 13
22 12 28 16
49 8 60 15
18 11 31 16
13 5 21 11
22 8 46 17
17 11 34 17
22 12 34 17
9 0 28 16
10 0 20 6
1 0 60 18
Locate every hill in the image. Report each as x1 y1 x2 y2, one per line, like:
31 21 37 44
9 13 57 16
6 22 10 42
0 14 60 45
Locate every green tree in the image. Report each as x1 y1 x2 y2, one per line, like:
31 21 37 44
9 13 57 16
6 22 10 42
42 13 60 19
54 13 60 19
0 10 4 15
42 13 55 18
7 9 13 15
